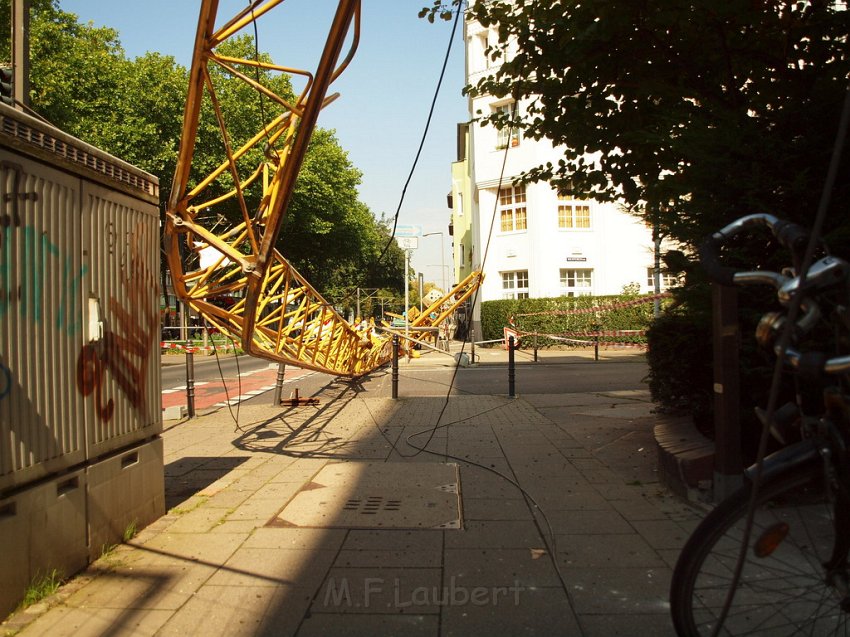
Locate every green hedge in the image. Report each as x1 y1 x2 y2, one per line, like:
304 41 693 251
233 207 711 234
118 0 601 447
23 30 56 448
480 295 665 346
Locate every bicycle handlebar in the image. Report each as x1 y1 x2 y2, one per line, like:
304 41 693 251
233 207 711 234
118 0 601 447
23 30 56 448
699 213 812 286
700 213 850 378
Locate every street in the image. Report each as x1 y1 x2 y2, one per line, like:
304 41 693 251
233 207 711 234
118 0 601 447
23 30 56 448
159 346 650 418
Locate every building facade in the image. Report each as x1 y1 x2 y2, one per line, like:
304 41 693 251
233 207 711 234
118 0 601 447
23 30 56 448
454 6 669 336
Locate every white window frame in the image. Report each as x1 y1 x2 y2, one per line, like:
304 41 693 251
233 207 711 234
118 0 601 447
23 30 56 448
498 184 527 233
557 194 591 230
646 267 678 289
494 102 520 150
560 268 593 297
501 270 529 299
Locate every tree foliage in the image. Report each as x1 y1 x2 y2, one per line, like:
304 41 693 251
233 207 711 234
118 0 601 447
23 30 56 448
427 0 850 254
1 1 403 300
421 0 850 426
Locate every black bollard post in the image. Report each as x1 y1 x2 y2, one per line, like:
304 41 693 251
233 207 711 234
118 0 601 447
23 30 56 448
533 332 538 363
272 362 286 405
186 341 196 418
391 335 399 399
508 335 516 398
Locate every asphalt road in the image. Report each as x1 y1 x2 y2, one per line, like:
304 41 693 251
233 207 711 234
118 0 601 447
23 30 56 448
159 347 650 415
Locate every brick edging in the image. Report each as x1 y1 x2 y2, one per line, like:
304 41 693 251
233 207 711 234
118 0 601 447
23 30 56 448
654 416 714 499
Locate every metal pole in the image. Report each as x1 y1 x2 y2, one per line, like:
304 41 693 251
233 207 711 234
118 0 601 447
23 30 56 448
534 332 538 362
471 327 476 364
356 287 361 320
440 232 446 293
713 283 742 500
272 362 286 405
653 223 662 318
185 340 196 418
594 334 599 361
405 250 411 355
418 273 423 315
508 335 515 398
12 0 30 110
391 335 399 400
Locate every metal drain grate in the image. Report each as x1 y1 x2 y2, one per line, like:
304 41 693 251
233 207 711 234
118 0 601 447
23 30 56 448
344 496 403 515
270 462 462 529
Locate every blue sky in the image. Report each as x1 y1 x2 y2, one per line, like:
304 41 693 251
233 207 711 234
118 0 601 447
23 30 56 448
59 0 467 287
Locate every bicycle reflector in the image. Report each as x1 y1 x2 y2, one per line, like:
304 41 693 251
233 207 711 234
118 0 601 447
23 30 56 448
753 522 790 558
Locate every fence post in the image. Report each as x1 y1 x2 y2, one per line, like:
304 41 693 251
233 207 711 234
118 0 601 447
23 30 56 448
713 283 742 500
185 340 196 418
272 362 286 405
508 335 516 398
391 335 399 400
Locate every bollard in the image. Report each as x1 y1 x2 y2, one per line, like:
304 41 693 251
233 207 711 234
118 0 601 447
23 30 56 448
533 333 538 363
391 335 399 400
272 362 286 405
594 334 599 361
186 340 196 418
508 335 516 398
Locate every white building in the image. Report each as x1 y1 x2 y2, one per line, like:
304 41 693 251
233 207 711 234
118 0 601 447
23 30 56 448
455 7 671 336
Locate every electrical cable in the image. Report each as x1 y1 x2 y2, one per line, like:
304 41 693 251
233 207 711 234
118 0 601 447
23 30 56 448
368 7 577 609
204 322 245 431
376 4 463 263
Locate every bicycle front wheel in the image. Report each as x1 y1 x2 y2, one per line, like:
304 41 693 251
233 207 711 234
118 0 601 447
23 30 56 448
670 464 850 636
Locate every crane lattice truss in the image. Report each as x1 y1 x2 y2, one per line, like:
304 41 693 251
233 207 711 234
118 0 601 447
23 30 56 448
163 0 482 377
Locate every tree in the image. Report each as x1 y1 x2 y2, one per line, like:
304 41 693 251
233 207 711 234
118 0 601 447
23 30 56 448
426 0 850 255
423 0 850 434
2 2 403 302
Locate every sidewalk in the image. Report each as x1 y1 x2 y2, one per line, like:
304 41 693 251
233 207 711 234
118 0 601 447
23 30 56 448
3 347 703 636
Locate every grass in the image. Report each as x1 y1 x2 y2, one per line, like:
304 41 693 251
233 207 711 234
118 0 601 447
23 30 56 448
18 569 62 610
122 519 139 542
169 495 208 516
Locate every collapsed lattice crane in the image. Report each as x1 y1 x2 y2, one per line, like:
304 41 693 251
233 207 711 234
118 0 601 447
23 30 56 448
163 0 482 377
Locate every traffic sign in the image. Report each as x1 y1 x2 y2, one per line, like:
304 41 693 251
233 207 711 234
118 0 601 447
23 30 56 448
395 224 422 238
397 237 418 250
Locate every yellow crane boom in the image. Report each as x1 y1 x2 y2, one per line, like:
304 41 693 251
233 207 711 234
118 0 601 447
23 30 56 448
163 0 482 377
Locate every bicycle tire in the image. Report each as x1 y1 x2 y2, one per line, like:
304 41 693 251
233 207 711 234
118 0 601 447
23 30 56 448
670 464 850 636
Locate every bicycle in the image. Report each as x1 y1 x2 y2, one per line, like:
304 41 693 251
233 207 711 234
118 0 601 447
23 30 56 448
669 212 850 636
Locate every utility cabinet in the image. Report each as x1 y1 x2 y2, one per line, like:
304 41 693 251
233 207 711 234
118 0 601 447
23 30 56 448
0 103 163 617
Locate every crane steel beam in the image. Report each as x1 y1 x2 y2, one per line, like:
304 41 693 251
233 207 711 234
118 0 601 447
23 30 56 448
163 0 482 377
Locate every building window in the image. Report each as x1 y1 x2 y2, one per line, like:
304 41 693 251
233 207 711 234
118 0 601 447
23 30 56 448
494 102 520 149
646 267 678 289
502 270 529 299
560 268 593 296
557 194 591 229
499 184 527 233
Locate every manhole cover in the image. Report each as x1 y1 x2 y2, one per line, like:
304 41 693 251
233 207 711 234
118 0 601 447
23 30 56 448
270 462 462 529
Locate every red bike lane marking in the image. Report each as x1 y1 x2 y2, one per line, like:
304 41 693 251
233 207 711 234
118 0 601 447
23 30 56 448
161 366 313 411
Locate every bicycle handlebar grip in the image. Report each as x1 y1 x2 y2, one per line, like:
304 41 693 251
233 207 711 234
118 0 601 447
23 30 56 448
773 220 810 257
699 233 739 286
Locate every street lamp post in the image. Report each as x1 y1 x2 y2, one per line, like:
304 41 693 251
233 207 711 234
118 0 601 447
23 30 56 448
423 231 446 293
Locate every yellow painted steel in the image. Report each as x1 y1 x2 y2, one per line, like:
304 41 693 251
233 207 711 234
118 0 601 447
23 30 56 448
163 0 482 377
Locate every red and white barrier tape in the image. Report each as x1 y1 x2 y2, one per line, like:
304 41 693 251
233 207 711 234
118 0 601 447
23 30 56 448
160 342 238 352
517 330 648 349
512 293 670 320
